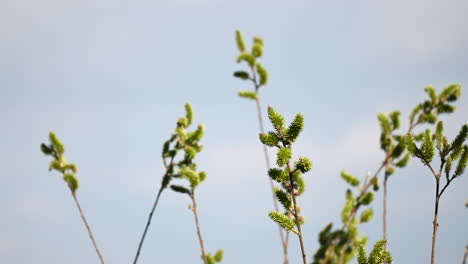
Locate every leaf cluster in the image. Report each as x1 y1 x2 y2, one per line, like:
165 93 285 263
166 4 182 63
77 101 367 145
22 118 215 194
357 240 393 264
233 30 269 100
41 132 79 193
260 106 312 234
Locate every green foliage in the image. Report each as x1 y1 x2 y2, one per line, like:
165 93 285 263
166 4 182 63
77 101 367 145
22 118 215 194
358 240 392 264
341 171 360 187
454 145 468 177
256 62 268 85
295 157 313 173
41 132 80 193
360 208 373 223
285 113 304 143
276 147 292 167
205 249 224 264
238 90 257 100
421 129 435 162
233 71 250 80
268 168 288 183
274 187 292 211
259 132 279 147
359 192 374 205
269 211 298 234
235 30 246 52
267 106 285 133
170 185 191 195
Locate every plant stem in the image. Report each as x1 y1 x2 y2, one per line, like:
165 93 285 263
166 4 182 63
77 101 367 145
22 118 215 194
191 191 207 264
253 84 289 264
383 172 389 241
72 192 105 264
431 180 440 264
286 164 307 264
462 245 468 264
133 187 164 264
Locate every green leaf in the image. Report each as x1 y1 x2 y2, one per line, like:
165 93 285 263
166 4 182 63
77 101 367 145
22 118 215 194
389 111 401 130
267 106 285 133
256 62 268 85
295 157 313 173
63 173 79 193
437 104 456 114
49 132 65 155
236 52 255 67
341 171 360 187
268 168 288 183
252 43 263 57
233 71 250 80
274 187 292 211
277 147 292 167
259 132 279 147
179 168 199 188
421 129 435 162
425 85 437 105
63 163 78 173
391 142 405 159
293 172 306 195
434 121 444 150
377 113 391 134
184 103 193 125
439 83 461 102
268 211 298 234
235 30 246 52
214 249 224 262
360 208 373 223
454 145 468 177
445 157 452 178
285 113 304 143
40 143 53 155
359 191 374 205
357 245 368 264
395 153 410 167
409 104 421 125
238 90 258 100
450 124 468 153
170 185 191 195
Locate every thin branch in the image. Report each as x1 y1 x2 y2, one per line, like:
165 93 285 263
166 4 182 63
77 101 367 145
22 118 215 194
133 156 174 264
133 187 164 264
191 191 207 264
286 163 307 264
431 180 441 264
462 245 468 264
72 193 105 264
251 68 289 263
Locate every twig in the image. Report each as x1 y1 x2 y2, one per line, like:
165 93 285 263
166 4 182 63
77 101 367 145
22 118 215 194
72 193 105 264
133 188 164 264
462 245 468 264
251 69 289 263
191 191 207 264
286 162 307 264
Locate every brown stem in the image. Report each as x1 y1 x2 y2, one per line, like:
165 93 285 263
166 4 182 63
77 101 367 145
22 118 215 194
383 172 389 241
431 180 440 264
133 187 164 264
71 193 105 264
191 191 207 264
286 163 307 264
462 245 468 264
255 94 288 262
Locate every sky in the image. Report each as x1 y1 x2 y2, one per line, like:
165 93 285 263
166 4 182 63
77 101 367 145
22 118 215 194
1 0 468 263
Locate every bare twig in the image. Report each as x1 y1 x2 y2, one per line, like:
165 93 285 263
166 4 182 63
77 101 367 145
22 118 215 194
72 193 105 264
251 69 289 263
462 245 468 264
191 191 207 264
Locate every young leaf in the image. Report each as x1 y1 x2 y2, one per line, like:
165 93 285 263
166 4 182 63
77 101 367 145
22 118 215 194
236 53 255 67
389 110 401 130
341 171 360 187
63 173 79 193
268 211 298 234
359 192 374 205
395 153 410 167
170 185 191 195
214 249 224 262
421 129 435 162
40 143 53 155
259 132 279 147
233 71 250 80
285 113 304 143
377 113 391 134
425 85 437 105
268 168 288 183
360 208 373 223
454 145 468 177
235 30 246 52
295 157 313 173
252 43 263 58
277 147 292 167
267 106 285 133
238 90 258 100
274 187 292 211
49 132 65 155
256 62 268 85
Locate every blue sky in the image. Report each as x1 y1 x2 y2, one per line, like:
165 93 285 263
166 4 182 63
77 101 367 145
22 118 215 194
1 0 467 263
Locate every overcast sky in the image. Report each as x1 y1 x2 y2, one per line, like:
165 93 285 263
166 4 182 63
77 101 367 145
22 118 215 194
1 0 468 263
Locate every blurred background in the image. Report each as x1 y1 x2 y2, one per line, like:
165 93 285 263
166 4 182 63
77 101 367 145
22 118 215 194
1 0 467 263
